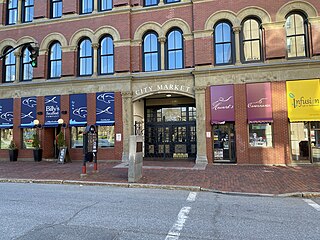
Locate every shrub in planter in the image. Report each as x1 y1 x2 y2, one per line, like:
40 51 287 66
32 132 42 162
8 140 18 162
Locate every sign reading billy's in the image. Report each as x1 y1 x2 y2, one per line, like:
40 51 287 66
0 98 14 128
44 95 61 127
286 79 320 122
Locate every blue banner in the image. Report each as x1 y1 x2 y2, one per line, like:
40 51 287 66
44 95 61 127
69 94 87 127
96 92 115 126
20 96 37 128
0 98 14 128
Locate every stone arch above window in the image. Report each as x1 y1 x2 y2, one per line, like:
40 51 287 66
95 26 121 42
205 10 239 32
69 28 95 49
237 6 271 24
41 33 68 52
134 22 162 41
276 0 318 21
16 36 37 55
163 18 191 39
0 39 17 55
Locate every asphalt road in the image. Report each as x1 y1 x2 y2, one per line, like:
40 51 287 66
0 183 319 240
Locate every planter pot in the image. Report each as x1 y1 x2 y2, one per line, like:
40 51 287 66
33 149 43 162
9 149 18 162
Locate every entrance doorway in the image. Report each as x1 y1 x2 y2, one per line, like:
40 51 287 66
143 96 196 160
213 123 236 162
290 122 320 163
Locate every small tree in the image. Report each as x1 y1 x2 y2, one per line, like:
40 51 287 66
56 131 66 148
32 132 41 149
8 140 18 150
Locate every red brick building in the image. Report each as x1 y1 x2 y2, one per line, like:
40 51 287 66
0 0 319 165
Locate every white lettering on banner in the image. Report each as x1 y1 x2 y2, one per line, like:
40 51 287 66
247 98 271 108
211 96 234 111
135 84 191 96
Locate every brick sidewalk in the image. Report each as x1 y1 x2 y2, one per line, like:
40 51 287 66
0 160 320 195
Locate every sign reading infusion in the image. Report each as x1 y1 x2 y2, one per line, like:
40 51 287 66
134 84 191 96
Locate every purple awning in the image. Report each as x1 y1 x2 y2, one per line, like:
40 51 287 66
210 85 235 124
246 82 273 123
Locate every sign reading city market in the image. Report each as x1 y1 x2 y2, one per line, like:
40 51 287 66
134 84 192 97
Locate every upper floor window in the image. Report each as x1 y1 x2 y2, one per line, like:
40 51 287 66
6 0 18 25
22 0 34 23
80 0 93 14
165 0 180 3
214 21 234 65
144 0 158 7
143 32 160 72
50 0 62 19
98 36 114 75
241 18 262 62
3 47 16 83
285 12 309 58
166 28 184 70
78 38 93 76
21 47 33 81
49 42 62 79
98 0 112 11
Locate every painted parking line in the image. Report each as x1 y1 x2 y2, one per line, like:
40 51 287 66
303 199 320 211
187 192 197 202
165 192 198 240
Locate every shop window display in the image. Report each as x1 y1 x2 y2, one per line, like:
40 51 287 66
22 128 36 149
249 123 273 147
71 127 85 148
97 126 114 148
0 129 13 149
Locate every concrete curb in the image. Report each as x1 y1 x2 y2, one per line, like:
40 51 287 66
1 178 320 198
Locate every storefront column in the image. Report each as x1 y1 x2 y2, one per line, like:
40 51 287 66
195 86 208 165
122 91 134 163
92 43 99 77
159 37 166 70
233 26 241 65
17 0 22 24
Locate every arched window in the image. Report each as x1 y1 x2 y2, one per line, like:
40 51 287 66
98 35 114 75
241 18 262 62
21 47 33 81
143 32 160 72
285 12 309 58
214 21 234 65
3 47 16 83
49 42 62 79
22 0 34 23
80 0 93 14
166 28 183 70
78 38 93 76
6 0 18 25
50 0 62 19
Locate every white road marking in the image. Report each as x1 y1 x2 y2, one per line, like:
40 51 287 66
165 206 191 240
187 192 197 202
304 199 320 211
165 192 198 240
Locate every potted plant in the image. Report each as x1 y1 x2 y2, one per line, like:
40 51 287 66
56 131 66 149
8 140 18 162
32 132 42 162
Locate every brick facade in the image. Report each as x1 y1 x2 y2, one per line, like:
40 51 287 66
0 0 319 164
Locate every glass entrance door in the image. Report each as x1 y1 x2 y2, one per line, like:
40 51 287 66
311 122 320 162
213 123 236 162
144 106 196 160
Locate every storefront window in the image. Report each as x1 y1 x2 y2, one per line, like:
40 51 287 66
22 128 36 149
71 127 85 148
249 123 273 147
97 126 114 148
0 129 13 149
